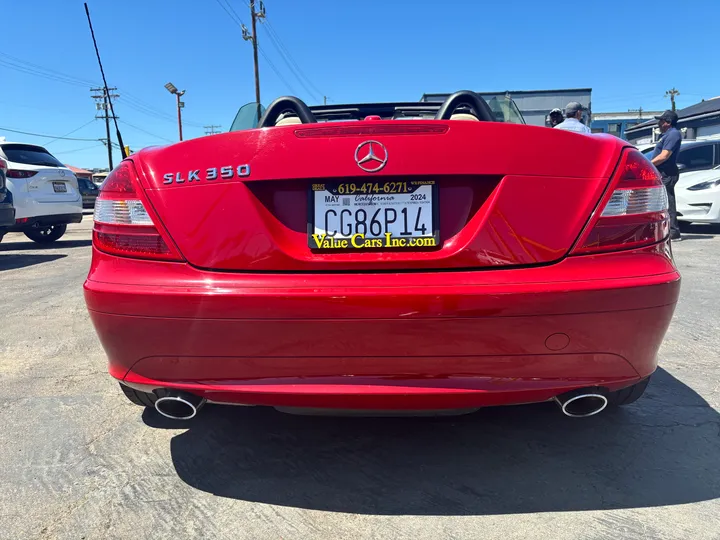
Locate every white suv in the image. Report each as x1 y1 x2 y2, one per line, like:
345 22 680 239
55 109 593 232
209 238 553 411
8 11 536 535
0 142 82 244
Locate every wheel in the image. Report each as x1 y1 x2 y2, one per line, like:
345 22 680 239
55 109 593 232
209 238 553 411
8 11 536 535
607 377 650 407
24 224 67 244
119 383 157 407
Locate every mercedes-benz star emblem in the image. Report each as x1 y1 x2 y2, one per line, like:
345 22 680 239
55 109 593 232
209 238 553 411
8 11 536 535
355 140 388 172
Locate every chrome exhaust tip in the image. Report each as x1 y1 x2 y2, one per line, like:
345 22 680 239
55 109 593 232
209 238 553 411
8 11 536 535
154 391 206 420
554 389 608 418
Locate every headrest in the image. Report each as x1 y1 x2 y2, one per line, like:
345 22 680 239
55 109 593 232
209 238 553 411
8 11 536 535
275 115 302 126
449 113 479 121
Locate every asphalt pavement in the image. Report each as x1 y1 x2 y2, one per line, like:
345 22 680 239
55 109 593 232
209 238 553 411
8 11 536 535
1 215 719 540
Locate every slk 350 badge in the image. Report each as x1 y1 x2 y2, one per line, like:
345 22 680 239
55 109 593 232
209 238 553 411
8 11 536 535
163 164 251 185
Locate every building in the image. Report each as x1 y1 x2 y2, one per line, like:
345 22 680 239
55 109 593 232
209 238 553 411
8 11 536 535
64 165 93 180
420 88 592 127
591 111 662 140
625 97 720 144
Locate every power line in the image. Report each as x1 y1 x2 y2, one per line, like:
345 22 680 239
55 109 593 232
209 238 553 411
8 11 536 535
91 87 120 170
0 52 97 89
53 143 106 154
44 119 98 145
214 0 247 27
119 120 174 143
260 24 320 102
263 17 323 100
0 125 101 141
0 51 97 86
257 45 297 95
0 50 204 128
215 0 296 97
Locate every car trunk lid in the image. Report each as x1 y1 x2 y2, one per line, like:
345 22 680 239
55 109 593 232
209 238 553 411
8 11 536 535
133 121 625 272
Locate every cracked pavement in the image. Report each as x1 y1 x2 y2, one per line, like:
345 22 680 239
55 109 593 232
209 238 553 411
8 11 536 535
1 217 718 539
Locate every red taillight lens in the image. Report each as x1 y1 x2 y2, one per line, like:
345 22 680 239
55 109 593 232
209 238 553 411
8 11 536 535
93 161 184 261
0 158 7 173
572 149 669 255
6 170 38 178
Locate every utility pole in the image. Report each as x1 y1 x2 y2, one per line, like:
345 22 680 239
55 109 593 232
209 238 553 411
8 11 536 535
243 1 265 119
323 96 327 105
204 125 222 135
91 87 119 170
628 107 644 119
665 88 680 111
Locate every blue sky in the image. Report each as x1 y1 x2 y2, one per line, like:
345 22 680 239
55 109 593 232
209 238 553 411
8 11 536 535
1 0 718 169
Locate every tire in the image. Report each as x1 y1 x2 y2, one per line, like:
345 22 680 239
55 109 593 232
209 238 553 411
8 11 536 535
24 224 67 244
607 377 650 407
119 383 157 408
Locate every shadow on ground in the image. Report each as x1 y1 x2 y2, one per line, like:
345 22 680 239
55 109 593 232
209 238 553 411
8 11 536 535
143 368 720 515
0 239 91 251
0 253 66 271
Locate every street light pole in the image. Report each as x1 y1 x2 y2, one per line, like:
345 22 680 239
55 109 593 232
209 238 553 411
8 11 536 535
175 91 185 141
165 82 185 142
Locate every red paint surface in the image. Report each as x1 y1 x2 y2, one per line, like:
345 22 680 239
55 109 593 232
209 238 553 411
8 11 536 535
132 121 623 271
85 121 681 410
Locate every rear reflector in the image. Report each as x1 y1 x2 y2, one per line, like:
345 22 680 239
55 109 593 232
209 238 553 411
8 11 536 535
94 224 175 258
93 161 183 261
572 149 669 255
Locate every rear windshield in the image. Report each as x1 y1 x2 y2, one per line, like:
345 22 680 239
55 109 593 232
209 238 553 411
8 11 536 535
1 144 64 167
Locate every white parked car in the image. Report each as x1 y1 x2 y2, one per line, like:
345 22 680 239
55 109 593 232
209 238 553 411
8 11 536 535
676 165 720 224
0 142 82 243
639 140 720 173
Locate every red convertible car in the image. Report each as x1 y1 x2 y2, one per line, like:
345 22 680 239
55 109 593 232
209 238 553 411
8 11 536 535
84 91 680 420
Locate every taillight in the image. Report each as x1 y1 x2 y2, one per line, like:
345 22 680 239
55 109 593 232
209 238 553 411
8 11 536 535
93 161 184 261
572 149 669 255
6 170 38 178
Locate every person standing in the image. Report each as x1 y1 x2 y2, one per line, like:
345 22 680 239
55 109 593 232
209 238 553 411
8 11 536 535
554 102 592 134
650 110 682 241
548 108 564 128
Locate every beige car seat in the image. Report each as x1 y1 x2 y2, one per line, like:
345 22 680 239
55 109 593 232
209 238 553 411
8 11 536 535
449 113 480 121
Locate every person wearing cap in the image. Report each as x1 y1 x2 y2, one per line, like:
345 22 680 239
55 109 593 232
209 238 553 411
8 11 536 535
548 108 564 128
650 110 682 241
554 102 592 134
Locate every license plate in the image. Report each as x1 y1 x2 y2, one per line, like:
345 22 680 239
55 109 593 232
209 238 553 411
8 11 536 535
309 180 439 250
52 182 67 193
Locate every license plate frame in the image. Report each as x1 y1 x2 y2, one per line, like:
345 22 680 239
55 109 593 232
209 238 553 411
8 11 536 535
52 182 67 193
308 180 440 251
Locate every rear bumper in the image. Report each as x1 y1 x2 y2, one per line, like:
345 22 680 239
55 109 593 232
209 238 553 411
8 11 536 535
0 203 15 228
11 191 82 221
85 242 681 410
676 188 720 223
7 212 82 232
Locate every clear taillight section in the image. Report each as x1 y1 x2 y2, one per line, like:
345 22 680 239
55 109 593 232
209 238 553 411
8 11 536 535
572 149 669 255
601 186 668 216
94 199 154 225
93 161 183 261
